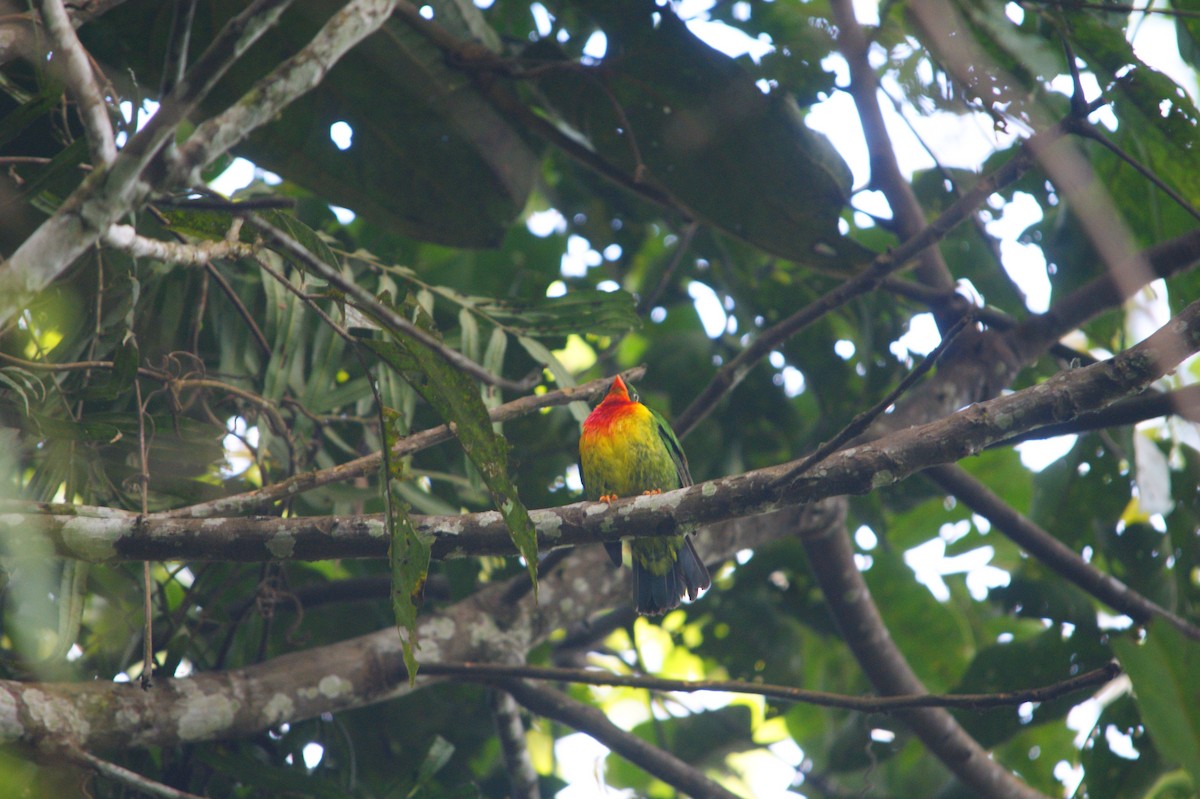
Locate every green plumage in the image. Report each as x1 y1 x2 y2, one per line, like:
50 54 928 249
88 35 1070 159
579 376 710 614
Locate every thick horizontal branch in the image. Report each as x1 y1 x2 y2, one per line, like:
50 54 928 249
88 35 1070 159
0 503 794 751
10 296 1200 562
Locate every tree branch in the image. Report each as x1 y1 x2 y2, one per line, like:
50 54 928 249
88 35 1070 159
830 0 956 300
925 464 1200 641
12 296 1200 563
155 368 643 519
0 499 793 751
37 0 116 166
499 679 742 799
427 660 1120 713
491 690 541 799
0 0 294 326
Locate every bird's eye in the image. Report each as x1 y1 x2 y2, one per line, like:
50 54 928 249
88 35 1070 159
630 391 639 402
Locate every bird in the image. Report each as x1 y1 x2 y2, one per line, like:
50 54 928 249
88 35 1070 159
578 375 710 615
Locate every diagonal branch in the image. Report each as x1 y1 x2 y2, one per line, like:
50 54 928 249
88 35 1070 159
925 464 1200 641
498 679 742 799
830 0 956 300
37 0 116 166
0 0 294 327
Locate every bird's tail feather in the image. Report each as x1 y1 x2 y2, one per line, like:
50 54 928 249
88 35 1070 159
633 537 711 616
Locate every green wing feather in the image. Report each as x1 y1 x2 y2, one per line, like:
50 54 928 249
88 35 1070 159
649 406 692 488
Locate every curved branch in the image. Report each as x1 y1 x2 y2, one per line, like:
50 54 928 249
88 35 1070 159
37 0 116 166
799 500 1048 799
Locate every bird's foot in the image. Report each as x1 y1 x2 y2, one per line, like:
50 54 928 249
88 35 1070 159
598 494 618 504
641 489 662 496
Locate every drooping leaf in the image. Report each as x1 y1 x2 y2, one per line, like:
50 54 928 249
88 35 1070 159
390 490 430 684
363 299 539 596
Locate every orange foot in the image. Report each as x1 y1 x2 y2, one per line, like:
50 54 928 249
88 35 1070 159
598 494 618 504
641 489 662 496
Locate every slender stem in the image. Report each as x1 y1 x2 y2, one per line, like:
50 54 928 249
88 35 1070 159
425 660 1121 713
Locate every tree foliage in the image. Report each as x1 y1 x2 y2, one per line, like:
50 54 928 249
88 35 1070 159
1 0 1200 797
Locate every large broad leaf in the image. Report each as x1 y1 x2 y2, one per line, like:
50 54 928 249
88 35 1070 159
526 0 857 268
363 299 539 596
84 0 536 247
1112 622 1200 790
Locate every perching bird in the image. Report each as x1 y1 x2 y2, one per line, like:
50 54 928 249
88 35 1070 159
579 375 710 615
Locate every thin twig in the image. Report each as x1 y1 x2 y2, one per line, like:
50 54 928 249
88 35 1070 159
67 746 207 799
155 367 645 518
133 376 154 689
204 261 272 359
500 679 743 799
426 659 1121 713
772 313 972 489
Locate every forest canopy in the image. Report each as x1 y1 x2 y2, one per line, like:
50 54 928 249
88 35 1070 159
1 0 1200 797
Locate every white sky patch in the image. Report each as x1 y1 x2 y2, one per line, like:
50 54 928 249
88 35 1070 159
1128 8 1200 104
688 281 727 338
554 733 619 799
223 415 259 477
561 234 602 277
530 2 553 37
984 191 1050 313
582 30 608 60
329 206 356 224
330 120 354 150
545 279 567 298
302 742 325 769
891 312 940 360
905 539 1010 601
1016 434 1077 472
527 208 567 237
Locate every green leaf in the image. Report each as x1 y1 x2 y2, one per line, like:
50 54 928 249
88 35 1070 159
1112 622 1200 788
471 289 639 339
364 301 540 596
389 490 430 685
409 735 456 798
